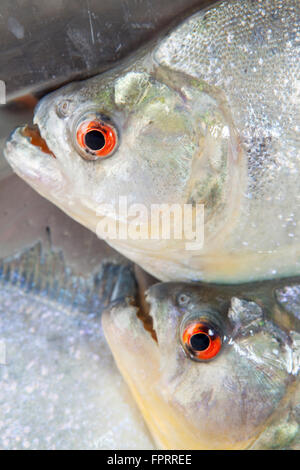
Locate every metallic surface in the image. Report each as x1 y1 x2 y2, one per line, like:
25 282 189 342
0 0 215 101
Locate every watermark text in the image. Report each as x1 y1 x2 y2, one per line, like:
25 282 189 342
0 80 6 104
0 340 6 365
96 197 204 251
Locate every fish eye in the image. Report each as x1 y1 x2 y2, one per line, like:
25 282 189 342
181 320 222 361
76 119 118 160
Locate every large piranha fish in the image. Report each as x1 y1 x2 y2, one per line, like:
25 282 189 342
4 0 300 283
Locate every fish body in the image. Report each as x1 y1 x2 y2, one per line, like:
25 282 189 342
102 272 300 450
4 0 300 283
0 244 153 449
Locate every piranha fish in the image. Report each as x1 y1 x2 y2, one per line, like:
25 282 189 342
0 244 153 450
4 0 300 283
102 270 300 450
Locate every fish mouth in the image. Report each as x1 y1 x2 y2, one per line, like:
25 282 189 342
102 286 160 367
21 124 56 159
4 121 64 200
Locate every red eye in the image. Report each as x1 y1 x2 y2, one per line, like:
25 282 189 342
182 321 222 361
76 120 117 159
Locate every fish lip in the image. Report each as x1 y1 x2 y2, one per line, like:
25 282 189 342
20 123 56 159
5 124 55 160
4 124 63 193
102 296 158 344
101 292 159 361
101 262 158 343
5 121 57 167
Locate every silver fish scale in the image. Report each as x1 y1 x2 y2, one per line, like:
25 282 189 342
155 0 300 252
0 245 152 450
0 284 152 450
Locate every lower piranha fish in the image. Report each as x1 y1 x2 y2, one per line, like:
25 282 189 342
103 271 300 450
4 0 300 284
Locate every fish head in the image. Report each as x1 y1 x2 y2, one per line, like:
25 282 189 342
4 59 241 275
102 282 299 449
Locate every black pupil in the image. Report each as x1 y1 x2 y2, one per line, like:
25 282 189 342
190 333 210 351
85 130 105 151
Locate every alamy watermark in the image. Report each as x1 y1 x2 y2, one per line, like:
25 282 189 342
96 197 204 251
0 80 6 105
0 81 7 364
0 340 6 365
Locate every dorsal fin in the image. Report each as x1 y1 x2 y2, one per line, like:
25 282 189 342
0 243 135 315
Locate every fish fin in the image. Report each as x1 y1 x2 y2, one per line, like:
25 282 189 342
228 296 293 348
115 72 151 108
0 242 136 315
275 284 300 321
154 64 228 114
102 262 138 308
228 297 265 336
250 414 299 450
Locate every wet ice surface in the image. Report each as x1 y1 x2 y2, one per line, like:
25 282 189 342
0 283 153 450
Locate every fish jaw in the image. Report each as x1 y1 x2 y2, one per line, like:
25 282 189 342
5 125 59 185
4 125 66 205
101 301 167 449
4 122 101 235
